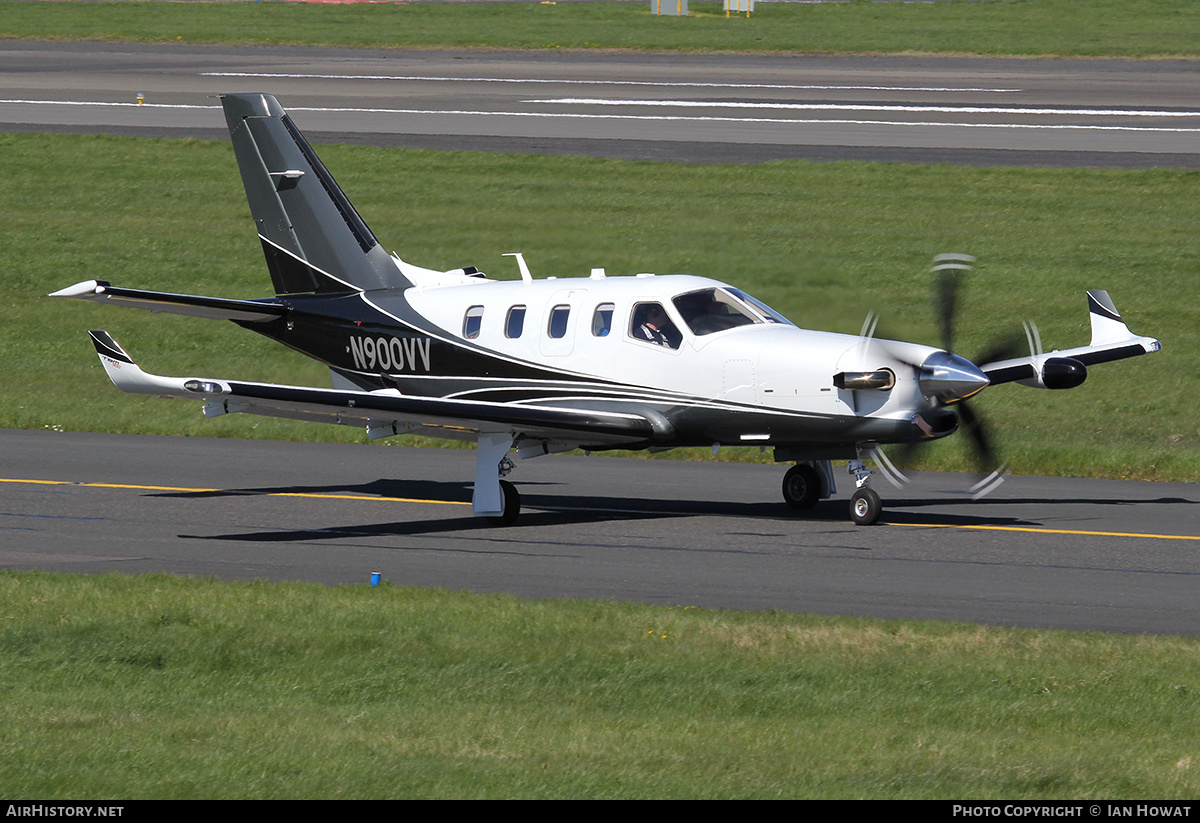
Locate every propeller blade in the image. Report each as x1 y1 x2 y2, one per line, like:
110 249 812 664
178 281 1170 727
956 399 1007 498
866 446 909 488
934 269 959 353
956 400 994 467
931 253 974 353
972 331 1026 370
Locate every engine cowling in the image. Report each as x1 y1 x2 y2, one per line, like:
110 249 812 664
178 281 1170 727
1022 357 1087 390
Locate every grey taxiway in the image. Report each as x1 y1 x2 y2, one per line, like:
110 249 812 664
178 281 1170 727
4 430 1198 636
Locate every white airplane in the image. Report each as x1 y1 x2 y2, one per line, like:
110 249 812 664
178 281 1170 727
51 93 1162 526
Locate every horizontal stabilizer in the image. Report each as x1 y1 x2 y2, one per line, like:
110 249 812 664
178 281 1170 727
52 280 286 323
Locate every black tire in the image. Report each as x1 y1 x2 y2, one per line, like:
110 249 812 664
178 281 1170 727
849 487 882 526
782 464 821 510
487 480 521 526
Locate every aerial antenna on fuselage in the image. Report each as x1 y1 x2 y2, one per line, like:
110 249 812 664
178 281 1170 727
503 253 533 284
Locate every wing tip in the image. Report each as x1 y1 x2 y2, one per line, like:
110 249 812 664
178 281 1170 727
50 280 109 299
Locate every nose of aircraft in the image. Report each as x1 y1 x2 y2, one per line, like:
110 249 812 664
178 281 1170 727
918 351 990 403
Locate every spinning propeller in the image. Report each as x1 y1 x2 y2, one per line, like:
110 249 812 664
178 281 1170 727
860 254 1026 498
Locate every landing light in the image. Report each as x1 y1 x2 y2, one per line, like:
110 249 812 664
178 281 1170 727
184 380 222 394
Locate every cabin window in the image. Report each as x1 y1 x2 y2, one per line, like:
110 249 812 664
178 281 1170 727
630 302 681 350
547 305 571 339
506 305 526 339
592 303 614 337
463 305 484 339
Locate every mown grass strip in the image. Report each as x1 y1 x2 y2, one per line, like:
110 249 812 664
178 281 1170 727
3 0 1200 58
2 569 1199 799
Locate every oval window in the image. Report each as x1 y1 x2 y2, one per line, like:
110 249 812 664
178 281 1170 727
506 305 526 338
548 305 570 339
463 305 484 339
592 303 614 337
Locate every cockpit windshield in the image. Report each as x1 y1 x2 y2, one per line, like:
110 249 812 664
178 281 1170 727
724 288 794 327
671 287 793 336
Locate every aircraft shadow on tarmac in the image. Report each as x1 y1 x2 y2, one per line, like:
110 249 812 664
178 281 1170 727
156 477 1198 542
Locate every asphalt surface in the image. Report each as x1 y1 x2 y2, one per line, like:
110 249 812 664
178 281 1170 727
3 40 1200 166
4 430 1199 635
5 42 1197 634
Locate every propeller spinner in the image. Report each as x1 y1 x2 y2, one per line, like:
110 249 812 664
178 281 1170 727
917 350 990 404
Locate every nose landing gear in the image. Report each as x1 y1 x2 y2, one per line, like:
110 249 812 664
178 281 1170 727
847 455 882 526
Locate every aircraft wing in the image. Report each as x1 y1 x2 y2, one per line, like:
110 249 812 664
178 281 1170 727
87 331 656 450
979 290 1161 387
51 280 286 323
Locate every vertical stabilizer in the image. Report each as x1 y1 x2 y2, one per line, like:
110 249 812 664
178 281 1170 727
220 93 410 295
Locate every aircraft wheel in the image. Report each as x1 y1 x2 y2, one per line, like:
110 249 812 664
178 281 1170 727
849 488 882 526
782 464 820 509
488 480 521 526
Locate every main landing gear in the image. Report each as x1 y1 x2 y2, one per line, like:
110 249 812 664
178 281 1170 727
488 479 521 526
475 432 522 526
782 463 821 510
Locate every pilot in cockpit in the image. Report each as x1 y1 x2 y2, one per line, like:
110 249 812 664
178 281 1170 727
633 303 680 349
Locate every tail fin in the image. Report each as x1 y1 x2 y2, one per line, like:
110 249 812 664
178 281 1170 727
220 93 410 295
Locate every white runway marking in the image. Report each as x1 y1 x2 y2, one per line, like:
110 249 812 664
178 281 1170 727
537 97 1200 119
5 99 1199 135
200 71 1023 94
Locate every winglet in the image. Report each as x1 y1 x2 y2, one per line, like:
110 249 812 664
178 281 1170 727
90 330 166 394
90 329 132 365
88 330 224 398
1084 290 1161 358
1087 289 1143 349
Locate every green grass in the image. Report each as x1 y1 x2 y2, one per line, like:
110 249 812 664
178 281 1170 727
3 0 1200 58
3 132 1196 481
2 569 1199 799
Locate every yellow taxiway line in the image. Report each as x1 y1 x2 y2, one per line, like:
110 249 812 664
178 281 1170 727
891 521 1200 542
4 477 1197 540
0 477 471 506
